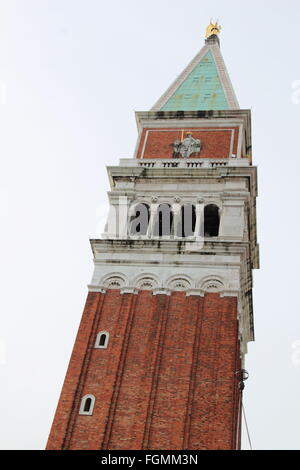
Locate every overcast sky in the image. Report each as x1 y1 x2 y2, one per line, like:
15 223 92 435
1 0 300 450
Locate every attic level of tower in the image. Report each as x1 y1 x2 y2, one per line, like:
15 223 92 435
134 110 252 162
136 125 240 160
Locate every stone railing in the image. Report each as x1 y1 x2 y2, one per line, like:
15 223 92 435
118 158 249 169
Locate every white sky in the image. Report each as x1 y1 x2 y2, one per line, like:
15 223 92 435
1 0 300 450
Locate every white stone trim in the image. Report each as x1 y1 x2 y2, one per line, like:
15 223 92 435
186 289 205 297
87 285 106 293
229 128 235 157
101 273 127 289
120 287 139 295
152 288 171 296
210 43 240 109
220 290 239 297
140 129 150 158
237 124 244 159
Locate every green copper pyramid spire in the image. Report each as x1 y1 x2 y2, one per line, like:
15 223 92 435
151 34 239 112
161 50 229 111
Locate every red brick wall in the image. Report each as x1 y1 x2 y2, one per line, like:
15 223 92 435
46 290 241 450
136 127 240 159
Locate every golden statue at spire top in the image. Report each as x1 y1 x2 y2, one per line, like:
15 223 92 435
205 20 221 39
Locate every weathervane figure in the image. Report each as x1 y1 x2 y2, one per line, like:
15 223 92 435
205 20 221 39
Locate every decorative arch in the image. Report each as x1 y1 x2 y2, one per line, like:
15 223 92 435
166 274 193 292
134 274 159 291
199 275 225 293
100 273 127 289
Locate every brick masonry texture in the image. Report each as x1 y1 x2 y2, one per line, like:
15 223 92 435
136 127 240 159
46 290 241 450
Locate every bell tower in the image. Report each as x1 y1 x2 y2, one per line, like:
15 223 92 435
46 24 259 450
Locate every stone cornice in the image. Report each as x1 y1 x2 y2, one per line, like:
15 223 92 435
106 164 258 198
135 109 250 127
90 238 250 256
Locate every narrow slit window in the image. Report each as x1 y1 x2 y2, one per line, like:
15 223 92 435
95 331 109 349
84 398 92 412
99 334 106 346
79 394 95 415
